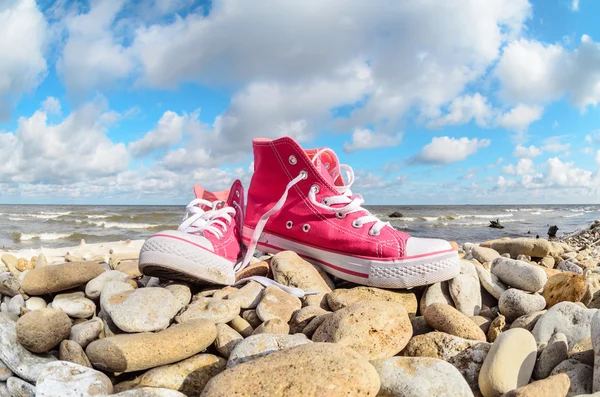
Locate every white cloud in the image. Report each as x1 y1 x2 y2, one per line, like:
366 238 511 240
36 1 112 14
487 157 504 169
586 130 600 144
496 175 517 189
513 144 542 158
129 110 190 157
42 96 61 115
426 93 493 128
0 0 48 118
57 1 134 95
502 158 534 175
571 0 580 11
545 157 594 187
412 136 491 164
542 136 571 153
496 104 544 132
0 100 128 184
122 0 531 144
343 129 402 153
495 35 600 109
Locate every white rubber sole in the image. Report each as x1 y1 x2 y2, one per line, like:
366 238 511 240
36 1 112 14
243 226 460 288
139 231 235 285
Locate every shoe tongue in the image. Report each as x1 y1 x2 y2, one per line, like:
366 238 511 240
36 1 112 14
306 149 343 187
193 185 229 210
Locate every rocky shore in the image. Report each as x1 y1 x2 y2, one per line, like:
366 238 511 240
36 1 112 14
1 223 600 396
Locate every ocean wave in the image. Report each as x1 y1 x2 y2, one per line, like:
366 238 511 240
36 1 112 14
39 211 71 216
8 217 25 221
13 232 72 241
9 213 63 220
89 221 159 229
504 209 519 212
87 215 110 219
563 213 584 218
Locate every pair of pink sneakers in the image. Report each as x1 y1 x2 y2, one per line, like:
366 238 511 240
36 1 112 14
139 136 460 290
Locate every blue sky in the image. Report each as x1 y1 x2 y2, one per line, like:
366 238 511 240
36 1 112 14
1 0 600 205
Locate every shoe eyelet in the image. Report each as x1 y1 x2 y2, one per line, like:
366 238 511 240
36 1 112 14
289 155 297 165
352 220 362 228
302 224 310 232
324 162 330 169
299 170 308 180
235 190 240 197
369 229 380 236
286 221 293 229
336 212 345 219
311 184 320 193
322 198 328 205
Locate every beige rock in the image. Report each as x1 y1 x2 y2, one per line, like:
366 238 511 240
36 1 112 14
255 286 301 323
116 260 142 278
53 292 96 319
202 343 380 396
403 331 489 360
228 316 253 337
252 318 289 335
241 310 262 328
476 266 509 300
450 260 483 316
424 303 486 341
228 334 310 368
271 251 333 308
479 328 537 397
542 273 587 308
225 281 263 309
16 258 34 271
491 238 552 259
111 387 187 396
69 318 103 348
176 297 240 324
102 286 180 332
126 354 226 396
540 256 556 269
215 324 243 358
21 262 106 295
372 356 474 397
59 340 92 368
289 306 329 334
212 286 238 300
420 282 454 313
473 246 501 264
302 313 332 337
25 297 47 311
488 315 506 343
1 254 20 278
510 311 546 331
313 301 412 360
36 361 113 397
501 373 570 397
85 320 217 373
234 260 270 281
329 286 417 316
16 308 71 353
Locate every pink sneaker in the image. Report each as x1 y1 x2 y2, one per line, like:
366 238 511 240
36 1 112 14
241 137 460 289
139 180 245 285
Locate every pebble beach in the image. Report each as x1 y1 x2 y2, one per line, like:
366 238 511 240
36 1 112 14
1 222 600 396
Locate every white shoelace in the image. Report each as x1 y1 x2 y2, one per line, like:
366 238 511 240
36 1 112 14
238 148 390 273
179 198 314 297
178 198 235 238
